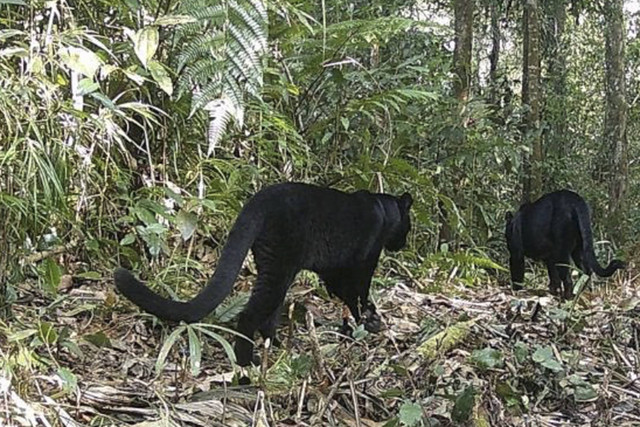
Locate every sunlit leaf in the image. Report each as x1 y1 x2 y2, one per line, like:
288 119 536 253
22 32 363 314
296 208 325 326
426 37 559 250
154 15 197 26
57 368 78 393
43 258 62 293
176 210 197 241
120 233 136 246
132 27 159 67
38 322 58 345
471 347 503 370
60 46 102 78
187 326 202 376
156 326 187 374
149 60 173 96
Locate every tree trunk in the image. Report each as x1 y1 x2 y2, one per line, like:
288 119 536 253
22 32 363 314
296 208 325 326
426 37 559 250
489 1 500 94
453 0 474 102
521 0 542 204
545 0 567 162
438 0 474 248
603 0 628 232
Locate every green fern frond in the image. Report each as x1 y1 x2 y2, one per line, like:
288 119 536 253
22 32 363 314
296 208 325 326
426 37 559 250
191 80 225 112
204 95 237 155
187 5 226 23
177 60 224 92
176 33 225 71
176 0 267 152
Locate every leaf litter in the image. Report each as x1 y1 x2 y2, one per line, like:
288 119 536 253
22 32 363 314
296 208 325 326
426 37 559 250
1 266 639 426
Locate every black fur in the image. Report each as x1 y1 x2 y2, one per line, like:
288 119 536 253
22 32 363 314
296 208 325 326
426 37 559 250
505 190 625 299
114 183 413 372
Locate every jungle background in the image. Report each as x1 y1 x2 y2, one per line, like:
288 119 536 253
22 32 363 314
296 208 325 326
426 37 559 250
1 0 639 425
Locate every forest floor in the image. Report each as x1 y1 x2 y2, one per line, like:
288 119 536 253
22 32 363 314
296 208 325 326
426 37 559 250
2 263 639 427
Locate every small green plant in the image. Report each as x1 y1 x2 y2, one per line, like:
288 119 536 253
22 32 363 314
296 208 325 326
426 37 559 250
155 323 245 376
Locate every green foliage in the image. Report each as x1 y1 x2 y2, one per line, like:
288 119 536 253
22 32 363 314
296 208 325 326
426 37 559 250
532 345 564 373
175 0 268 151
451 386 475 423
155 323 241 376
398 401 423 426
471 347 504 371
263 352 313 391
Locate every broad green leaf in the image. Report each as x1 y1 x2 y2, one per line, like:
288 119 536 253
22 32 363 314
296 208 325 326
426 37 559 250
417 319 475 360
86 240 100 252
123 67 146 85
291 355 312 377
0 29 24 41
148 61 173 96
43 258 62 292
132 27 159 67
138 199 169 216
38 322 58 345
57 367 78 393
83 331 112 348
60 46 102 78
398 401 422 426
154 15 197 26
496 381 521 405
164 187 184 205
156 326 186 373
187 327 202 376
134 206 157 226
138 225 167 257
62 341 84 358
77 78 99 95
176 210 197 241
471 347 503 370
451 386 475 423
514 341 529 364
352 324 369 341
101 64 118 77
29 56 43 74
120 233 136 246
574 385 598 402
0 47 28 58
532 345 564 373
548 307 569 321
75 271 101 280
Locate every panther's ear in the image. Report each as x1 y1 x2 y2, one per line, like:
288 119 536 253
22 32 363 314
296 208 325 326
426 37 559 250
505 211 513 223
399 192 413 210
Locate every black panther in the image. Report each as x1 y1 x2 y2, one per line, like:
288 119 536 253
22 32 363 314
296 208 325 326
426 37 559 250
505 190 624 299
114 183 412 382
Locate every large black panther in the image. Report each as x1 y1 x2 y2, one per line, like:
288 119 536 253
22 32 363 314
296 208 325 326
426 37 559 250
114 182 413 383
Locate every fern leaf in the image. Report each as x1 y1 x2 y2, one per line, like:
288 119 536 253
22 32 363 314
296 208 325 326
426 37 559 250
204 94 237 156
176 0 267 151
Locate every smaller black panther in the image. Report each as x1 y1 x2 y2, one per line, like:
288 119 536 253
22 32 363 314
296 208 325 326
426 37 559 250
505 190 625 299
